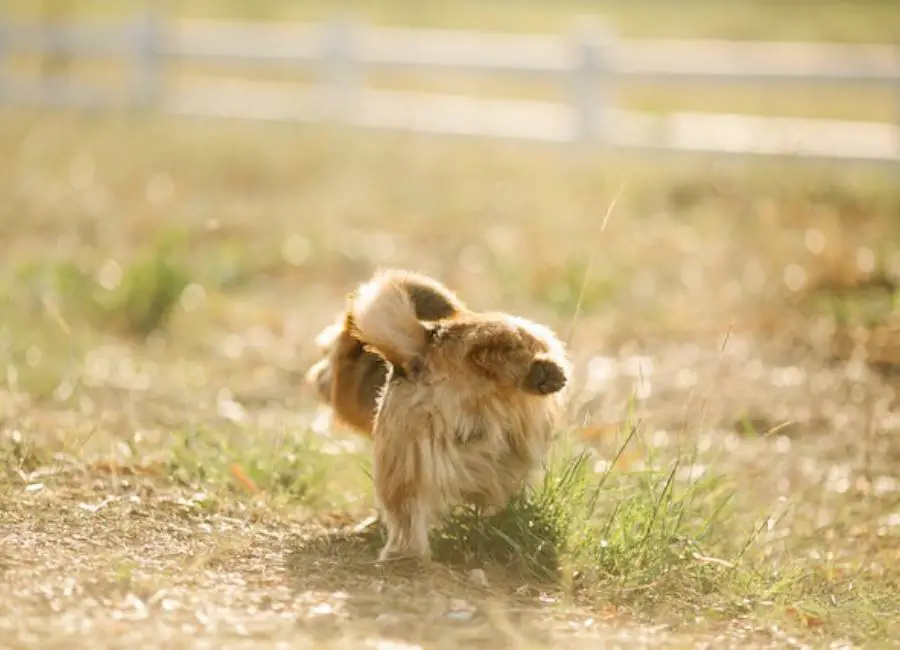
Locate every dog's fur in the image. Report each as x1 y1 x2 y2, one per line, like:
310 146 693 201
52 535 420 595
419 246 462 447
305 270 466 434
348 270 571 561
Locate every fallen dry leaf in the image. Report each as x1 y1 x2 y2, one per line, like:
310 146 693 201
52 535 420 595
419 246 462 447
230 464 259 492
786 607 825 628
88 460 164 477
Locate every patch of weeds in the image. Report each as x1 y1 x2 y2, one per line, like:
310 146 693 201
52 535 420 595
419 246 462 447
165 424 370 511
95 232 191 339
583 464 740 605
43 231 191 339
0 430 54 479
430 447 596 582
426 424 752 615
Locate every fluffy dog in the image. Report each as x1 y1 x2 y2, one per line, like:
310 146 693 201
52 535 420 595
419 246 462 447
305 270 466 434
348 270 571 561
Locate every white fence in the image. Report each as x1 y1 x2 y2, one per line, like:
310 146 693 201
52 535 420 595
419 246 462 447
2 12 900 163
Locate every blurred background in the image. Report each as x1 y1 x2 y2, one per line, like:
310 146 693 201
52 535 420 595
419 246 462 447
2 0 899 489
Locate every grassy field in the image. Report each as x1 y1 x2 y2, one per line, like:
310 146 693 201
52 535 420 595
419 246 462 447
1 108 899 649
8 0 900 42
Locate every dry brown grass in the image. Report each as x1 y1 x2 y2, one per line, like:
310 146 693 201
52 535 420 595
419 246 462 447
1 108 899 648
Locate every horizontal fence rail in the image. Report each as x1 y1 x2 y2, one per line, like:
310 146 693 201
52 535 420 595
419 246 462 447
1 15 899 163
166 20 900 85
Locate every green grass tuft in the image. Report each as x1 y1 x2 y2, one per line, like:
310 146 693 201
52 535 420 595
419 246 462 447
415 424 750 615
165 424 372 512
43 231 192 340
96 233 192 339
429 448 596 582
0 430 54 478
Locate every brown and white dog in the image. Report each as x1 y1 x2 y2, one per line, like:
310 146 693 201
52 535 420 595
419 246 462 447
346 269 571 561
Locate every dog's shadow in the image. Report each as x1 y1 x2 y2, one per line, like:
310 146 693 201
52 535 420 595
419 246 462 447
287 503 563 596
285 512 564 646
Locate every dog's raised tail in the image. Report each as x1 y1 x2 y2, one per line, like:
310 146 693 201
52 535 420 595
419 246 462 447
350 270 428 369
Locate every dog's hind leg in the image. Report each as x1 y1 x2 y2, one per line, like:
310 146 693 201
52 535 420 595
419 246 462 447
373 412 434 561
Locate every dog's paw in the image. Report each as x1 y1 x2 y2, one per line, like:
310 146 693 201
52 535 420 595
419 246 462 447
377 545 401 562
523 358 567 395
377 545 431 567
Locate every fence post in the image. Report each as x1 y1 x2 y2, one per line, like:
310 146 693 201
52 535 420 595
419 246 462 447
896 41 900 164
40 0 73 107
569 17 612 147
0 12 5 104
322 16 360 123
133 7 161 110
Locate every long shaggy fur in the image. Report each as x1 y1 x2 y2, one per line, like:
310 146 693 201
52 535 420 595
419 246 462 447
348 269 572 561
350 274 428 369
305 269 465 434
